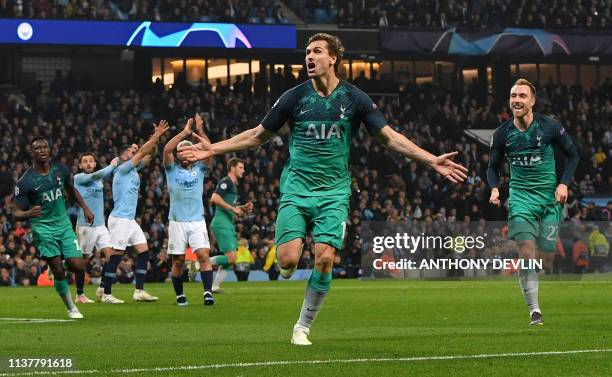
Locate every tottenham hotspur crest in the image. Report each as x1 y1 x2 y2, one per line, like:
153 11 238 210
340 105 347 119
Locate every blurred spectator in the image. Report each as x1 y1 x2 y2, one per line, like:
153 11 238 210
234 238 253 281
588 225 610 272
0 0 285 24
572 236 589 274
292 0 611 30
263 244 279 280
149 249 170 282
0 267 11 286
332 255 347 278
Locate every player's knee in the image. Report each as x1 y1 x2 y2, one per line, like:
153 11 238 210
49 261 66 277
316 256 333 270
73 260 86 273
517 240 536 258
196 249 210 263
277 252 298 269
315 249 335 270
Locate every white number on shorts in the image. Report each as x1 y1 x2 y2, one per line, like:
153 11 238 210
74 239 82 252
546 225 558 241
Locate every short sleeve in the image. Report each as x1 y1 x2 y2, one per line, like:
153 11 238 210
164 161 176 172
14 179 30 210
196 161 207 173
117 160 135 174
351 86 387 135
58 163 73 188
215 178 230 196
261 89 298 133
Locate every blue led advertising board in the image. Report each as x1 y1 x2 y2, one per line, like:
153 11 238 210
0 19 296 49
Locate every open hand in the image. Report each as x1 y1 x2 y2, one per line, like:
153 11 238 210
431 152 468 183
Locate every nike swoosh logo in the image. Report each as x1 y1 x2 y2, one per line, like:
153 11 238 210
299 108 310 115
306 308 317 312
34 186 41 190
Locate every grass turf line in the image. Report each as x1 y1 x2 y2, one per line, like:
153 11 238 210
1 279 611 376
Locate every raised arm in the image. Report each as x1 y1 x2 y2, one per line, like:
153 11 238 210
194 113 211 143
377 125 468 183
132 120 169 167
163 118 193 166
179 125 274 162
74 158 119 185
180 88 297 162
193 113 213 167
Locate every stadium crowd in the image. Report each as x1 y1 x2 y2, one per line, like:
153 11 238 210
0 67 610 286
0 1 610 30
292 0 611 30
0 0 289 24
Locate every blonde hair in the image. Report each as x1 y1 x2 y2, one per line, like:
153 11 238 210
512 78 536 97
177 140 193 150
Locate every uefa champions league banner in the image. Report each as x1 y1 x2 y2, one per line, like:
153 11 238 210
0 19 296 49
361 221 611 279
380 28 612 57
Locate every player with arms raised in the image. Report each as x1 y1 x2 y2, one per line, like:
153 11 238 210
179 33 467 345
12 137 94 318
73 153 119 303
163 115 215 306
103 121 169 303
487 79 579 325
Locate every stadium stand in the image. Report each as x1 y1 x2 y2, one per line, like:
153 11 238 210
0 67 610 285
1 1 608 30
289 0 611 30
0 0 290 24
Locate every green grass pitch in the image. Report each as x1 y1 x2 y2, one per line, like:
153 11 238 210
1 279 612 376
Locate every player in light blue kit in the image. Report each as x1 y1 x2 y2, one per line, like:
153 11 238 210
73 153 119 304
163 114 214 306
103 120 169 303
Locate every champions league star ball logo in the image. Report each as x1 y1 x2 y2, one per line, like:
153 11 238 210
126 22 252 48
17 22 33 41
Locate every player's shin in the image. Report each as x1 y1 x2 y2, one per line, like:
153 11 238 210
54 277 76 311
135 251 149 290
104 255 122 294
200 270 213 292
297 269 332 329
519 268 540 314
75 270 85 296
171 256 184 297
212 267 229 290
99 262 106 288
